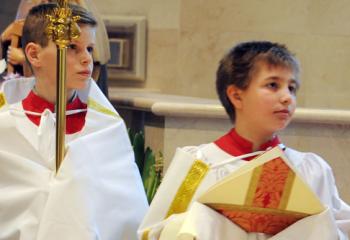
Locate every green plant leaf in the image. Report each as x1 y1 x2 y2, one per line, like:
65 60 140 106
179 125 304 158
142 147 155 184
145 165 157 203
143 147 157 202
149 171 161 203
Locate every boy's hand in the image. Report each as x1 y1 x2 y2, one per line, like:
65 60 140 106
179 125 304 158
1 20 24 41
7 46 25 65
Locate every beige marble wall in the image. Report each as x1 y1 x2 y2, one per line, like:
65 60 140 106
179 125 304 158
97 0 350 110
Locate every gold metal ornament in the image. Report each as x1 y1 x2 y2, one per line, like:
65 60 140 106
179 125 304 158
45 0 81 172
46 1 80 48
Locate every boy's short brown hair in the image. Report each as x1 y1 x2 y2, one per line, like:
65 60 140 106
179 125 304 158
216 41 300 122
22 3 97 50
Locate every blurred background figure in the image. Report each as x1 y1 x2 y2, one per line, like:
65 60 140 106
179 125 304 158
0 0 41 79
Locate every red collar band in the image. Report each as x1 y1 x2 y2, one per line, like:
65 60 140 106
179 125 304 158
22 90 87 134
214 128 281 160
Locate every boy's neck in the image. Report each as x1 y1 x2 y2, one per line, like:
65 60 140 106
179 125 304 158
33 84 75 104
234 125 275 151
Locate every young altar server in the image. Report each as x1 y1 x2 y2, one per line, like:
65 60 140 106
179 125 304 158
0 3 148 240
1 0 110 97
138 41 350 240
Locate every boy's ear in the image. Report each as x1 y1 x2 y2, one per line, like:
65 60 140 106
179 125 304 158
226 85 243 109
24 42 41 67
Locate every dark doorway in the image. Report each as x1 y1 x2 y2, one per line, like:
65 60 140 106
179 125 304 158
0 0 21 33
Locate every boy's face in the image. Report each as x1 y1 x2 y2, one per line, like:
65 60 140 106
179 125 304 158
232 62 299 137
38 24 95 92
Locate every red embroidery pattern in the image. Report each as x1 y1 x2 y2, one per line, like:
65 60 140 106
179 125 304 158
218 208 303 235
252 157 290 208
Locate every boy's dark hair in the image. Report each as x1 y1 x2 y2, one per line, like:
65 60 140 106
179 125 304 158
22 3 97 50
216 41 300 122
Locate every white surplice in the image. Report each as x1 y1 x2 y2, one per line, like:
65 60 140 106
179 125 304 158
138 142 350 240
0 78 148 240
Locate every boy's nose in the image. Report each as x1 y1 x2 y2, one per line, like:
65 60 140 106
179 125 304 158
280 89 293 105
80 50 92 65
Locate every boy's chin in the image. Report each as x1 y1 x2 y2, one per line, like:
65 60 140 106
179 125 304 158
274 123 290 132
68 79 90 90
266 121 290 135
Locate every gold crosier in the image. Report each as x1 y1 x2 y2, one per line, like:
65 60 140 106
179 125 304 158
45 0 80 172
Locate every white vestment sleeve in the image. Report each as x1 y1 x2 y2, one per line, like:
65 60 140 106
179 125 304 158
286 149 350 239
36 120 148 240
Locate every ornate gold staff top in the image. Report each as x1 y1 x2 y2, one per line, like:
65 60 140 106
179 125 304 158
45 0 80 172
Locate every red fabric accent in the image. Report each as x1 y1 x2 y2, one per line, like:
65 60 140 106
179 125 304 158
252 157 291 208
217 207 301 235
22 90 87 134
214 128 281 160
213 159 297 235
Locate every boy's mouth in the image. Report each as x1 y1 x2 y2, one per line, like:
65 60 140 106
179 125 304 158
78 70 91 77
275 109 290 114
274 109 291 118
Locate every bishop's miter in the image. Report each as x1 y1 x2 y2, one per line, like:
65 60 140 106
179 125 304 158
198 146 325 235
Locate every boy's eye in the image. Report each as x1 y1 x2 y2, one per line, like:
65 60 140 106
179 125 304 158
289 84 297 95
68 44 77 50
266 82 278 89
87 46 94 53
